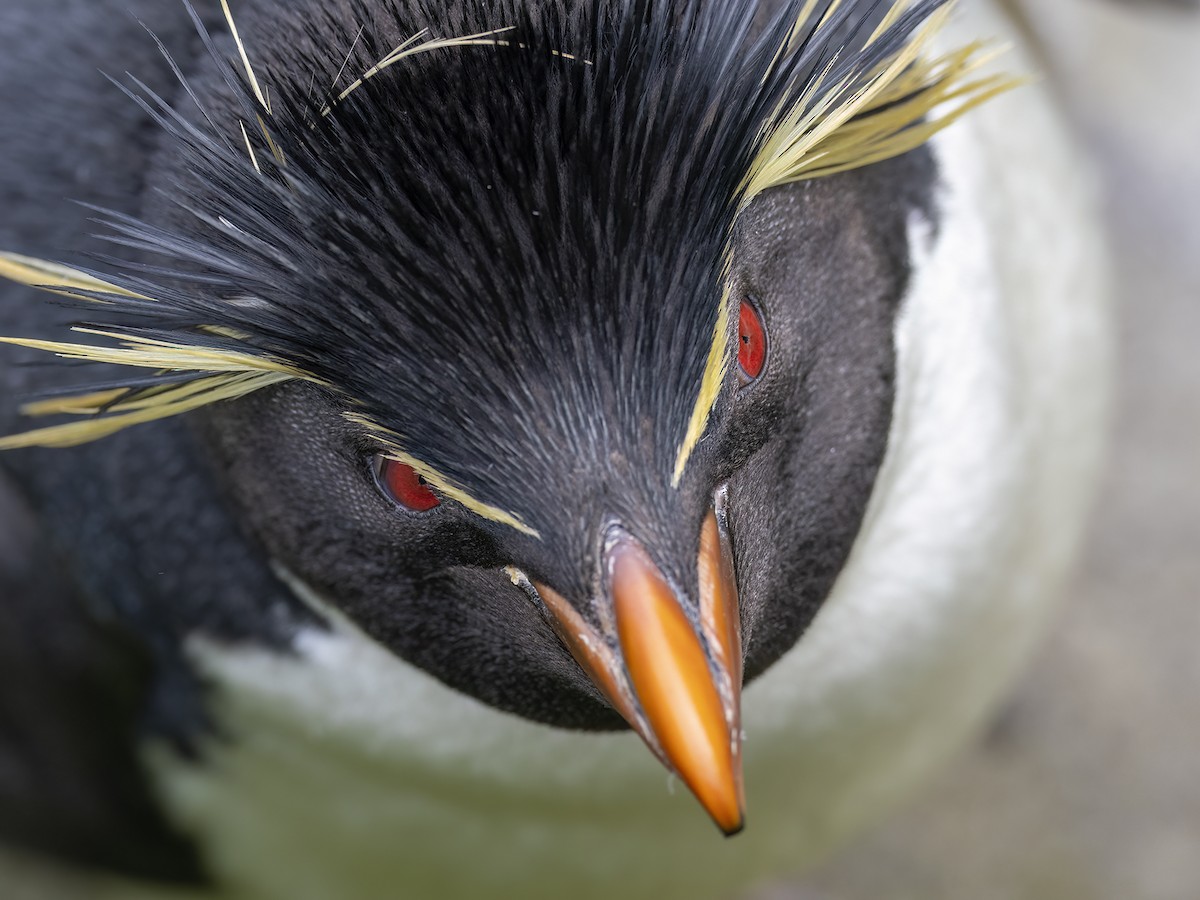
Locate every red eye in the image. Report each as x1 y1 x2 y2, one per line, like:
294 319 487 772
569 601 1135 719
375 458 440 512
737 299 767 383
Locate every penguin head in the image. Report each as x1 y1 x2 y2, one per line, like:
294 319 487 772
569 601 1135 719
196 157 930 722
0 0 1004 832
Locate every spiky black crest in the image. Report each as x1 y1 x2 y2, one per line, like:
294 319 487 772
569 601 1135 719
0 0 1012 533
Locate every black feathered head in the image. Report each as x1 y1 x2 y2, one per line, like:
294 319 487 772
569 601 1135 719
1 0 1006 523
0 0 1014 832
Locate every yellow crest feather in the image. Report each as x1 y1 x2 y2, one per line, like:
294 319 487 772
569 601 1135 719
0 372 291 450
744 5 1020 199
0 316 302 450
0 252 151 301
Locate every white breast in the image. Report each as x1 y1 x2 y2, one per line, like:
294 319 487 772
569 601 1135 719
126 6 1112 899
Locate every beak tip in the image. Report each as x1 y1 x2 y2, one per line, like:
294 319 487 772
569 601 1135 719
700 790 745 838
721 818 746 838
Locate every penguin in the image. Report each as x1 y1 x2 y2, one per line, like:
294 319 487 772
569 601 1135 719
0 0 1110 897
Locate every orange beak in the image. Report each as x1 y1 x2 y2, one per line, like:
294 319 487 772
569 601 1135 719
534 509 745 835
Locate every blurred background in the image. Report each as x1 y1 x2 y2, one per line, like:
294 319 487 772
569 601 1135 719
761 1 1200 897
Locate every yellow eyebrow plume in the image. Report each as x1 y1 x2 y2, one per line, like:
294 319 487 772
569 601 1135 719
673 283 732 488
344 415 541 538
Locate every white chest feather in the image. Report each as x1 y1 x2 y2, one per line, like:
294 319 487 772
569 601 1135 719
119 8 1111 900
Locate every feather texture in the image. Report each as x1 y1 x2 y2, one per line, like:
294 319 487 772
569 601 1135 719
0 0 1015 526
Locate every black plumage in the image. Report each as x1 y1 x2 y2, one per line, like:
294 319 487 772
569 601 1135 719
0 0 986 885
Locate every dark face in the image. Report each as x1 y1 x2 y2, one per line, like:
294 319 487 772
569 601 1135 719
199 148 934 725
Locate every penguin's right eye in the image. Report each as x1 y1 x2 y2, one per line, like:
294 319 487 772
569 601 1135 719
372 456 441 512
737 298 767 385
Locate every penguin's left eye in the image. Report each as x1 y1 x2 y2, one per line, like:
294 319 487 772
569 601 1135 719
737 298 767 384
373 457 441 512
